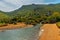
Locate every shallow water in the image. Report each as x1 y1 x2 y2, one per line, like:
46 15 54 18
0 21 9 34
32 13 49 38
0 24 40 40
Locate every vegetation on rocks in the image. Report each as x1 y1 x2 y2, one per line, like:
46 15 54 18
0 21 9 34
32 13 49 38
0 3 60 26
56 22 60 28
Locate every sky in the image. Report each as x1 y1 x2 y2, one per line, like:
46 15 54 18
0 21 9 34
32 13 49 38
0 0 60 12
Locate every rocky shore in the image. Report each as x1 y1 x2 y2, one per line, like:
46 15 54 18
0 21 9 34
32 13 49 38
0 23 33 30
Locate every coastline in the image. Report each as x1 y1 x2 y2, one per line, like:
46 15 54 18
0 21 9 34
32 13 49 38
0 22 33 30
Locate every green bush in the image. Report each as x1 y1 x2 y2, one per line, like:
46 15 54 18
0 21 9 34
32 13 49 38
0 23 8 27
56 22 60 28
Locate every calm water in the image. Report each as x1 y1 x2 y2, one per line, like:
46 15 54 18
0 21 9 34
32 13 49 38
0 24 41 40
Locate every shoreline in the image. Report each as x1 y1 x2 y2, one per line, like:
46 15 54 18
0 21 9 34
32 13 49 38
0 23 33 30
39 29 44 36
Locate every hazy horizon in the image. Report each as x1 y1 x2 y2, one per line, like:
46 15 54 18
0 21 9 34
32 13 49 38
0 0 60 12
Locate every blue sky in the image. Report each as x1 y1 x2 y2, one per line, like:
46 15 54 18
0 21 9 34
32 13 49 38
0 0 60 12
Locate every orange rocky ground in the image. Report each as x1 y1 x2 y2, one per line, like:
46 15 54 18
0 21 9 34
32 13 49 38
0 23 33 30
39 24 60 40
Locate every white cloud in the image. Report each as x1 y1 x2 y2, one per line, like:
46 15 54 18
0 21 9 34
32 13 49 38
0 0 44 12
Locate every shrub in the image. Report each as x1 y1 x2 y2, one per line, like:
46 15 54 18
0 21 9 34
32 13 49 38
56 22 60 28
0 23 8 27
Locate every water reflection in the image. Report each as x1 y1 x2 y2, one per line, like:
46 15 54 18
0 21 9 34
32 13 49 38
0 24 41 40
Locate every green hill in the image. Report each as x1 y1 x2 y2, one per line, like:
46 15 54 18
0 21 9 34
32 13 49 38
0 3 60 25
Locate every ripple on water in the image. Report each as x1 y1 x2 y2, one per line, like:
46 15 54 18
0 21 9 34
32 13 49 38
0 24 41 40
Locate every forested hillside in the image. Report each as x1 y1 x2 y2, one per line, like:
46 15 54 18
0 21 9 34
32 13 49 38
0 3 60 25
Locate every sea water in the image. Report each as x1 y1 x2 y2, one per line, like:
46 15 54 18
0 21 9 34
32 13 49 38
0 24 41 40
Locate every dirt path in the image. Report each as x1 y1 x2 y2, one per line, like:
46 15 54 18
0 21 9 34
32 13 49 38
39 24 60 40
